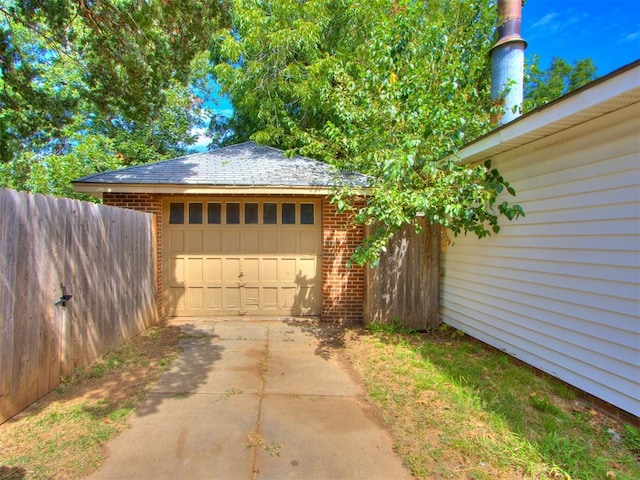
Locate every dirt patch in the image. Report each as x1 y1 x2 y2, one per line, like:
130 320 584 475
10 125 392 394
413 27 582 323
0 324 182 479
76 326 179 401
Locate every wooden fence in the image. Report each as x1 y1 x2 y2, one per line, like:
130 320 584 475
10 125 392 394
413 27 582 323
364 218 440 330
0 188 158 423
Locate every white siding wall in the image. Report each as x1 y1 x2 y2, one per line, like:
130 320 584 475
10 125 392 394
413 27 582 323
440 102 640 416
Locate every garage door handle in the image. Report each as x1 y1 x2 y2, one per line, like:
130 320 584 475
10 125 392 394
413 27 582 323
238 282 246 287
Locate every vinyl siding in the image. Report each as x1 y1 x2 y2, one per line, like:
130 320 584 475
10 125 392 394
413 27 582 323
440 101 640 416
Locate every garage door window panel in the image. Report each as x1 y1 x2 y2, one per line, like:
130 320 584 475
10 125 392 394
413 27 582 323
245 203 259 224
189 203 203 224
301 203 315 224
208 203 222 224
264 203 277 224
226 203 240 224
169 203 184 224
282 203 296 224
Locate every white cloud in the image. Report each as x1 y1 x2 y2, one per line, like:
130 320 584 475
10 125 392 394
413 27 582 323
531 12 558 30
190 127 212 150
617 31 640 44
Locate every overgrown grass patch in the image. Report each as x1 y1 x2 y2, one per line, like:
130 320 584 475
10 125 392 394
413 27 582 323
0 325 181 479
344 323 640 479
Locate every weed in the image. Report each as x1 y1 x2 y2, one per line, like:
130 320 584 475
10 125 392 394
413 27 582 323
88 363 107 379
226 387 243 395
245 431 282 457
245 431 265 449
264 442 283 457
367 316 418 335
530 394 565 417
258 356 270 377
108 406 134 422
217 386 243 401
180 330 214 340
622 425 640 455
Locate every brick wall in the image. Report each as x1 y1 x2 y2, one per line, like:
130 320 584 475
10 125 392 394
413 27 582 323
103 193 163 317
321 198 365 323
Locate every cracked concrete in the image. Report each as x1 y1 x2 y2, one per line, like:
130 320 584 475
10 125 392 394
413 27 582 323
85 318 414 480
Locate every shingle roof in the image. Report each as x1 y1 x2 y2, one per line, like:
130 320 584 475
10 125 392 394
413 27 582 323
73 142 368 188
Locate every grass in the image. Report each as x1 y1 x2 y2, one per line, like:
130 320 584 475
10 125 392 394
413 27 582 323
0 325 181 480
2 320 637 480
344 322 640 480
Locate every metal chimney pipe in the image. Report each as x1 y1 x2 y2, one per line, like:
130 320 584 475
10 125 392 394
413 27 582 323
491 0 527 125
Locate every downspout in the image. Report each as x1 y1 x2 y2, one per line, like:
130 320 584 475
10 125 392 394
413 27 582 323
491 0 527 125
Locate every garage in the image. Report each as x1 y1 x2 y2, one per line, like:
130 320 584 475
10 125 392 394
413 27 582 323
74 141 367 322
164 197 321 316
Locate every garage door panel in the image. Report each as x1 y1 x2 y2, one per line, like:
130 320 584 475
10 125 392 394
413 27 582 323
297 258 317 283
262 230 278 253
241 230 260 253
224 258 242 283
279 258 296 282
206 287 222 310
169 287 185 310
186 231 203 253
263 288 278 310
280 287 296 309
300 231 317 253
245 287 260 310
243 258 260 282
204 231 222 252
169 231 184 253
169 258 185 283
187 287 204 309
222 230 241 253
262 258 278 282
185 258 204 282
280 231 297 252
224 287 241 310
204 258 223 282
299 286 318 309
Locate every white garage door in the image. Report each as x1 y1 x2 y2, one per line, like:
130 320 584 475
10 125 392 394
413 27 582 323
163 198 321 316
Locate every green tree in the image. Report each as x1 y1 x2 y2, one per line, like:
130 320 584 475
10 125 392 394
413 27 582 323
524 55 597 111
0 0 229 196
213 0 523 264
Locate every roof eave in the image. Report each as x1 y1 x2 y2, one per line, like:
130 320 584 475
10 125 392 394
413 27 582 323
457 60 640 165
73 183 369 197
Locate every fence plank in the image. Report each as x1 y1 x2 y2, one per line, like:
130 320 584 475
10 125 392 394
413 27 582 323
0 190 17 420
60 198 75 378
25 194 42 404
11 191 30 412
33 193 56 398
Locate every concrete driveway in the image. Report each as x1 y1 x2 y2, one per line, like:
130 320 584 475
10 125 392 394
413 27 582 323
87 318 414 480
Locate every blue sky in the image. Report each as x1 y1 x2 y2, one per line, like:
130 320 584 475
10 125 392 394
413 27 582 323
523 0 640 76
